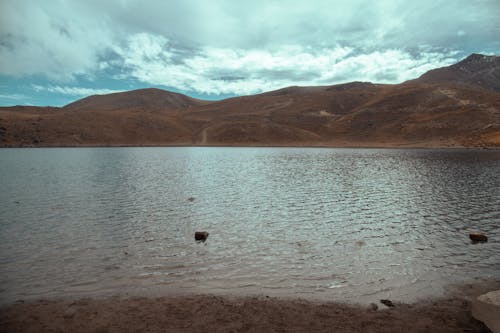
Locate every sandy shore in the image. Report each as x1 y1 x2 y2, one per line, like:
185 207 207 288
1 281 498 333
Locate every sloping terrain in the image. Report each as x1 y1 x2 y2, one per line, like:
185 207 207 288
412 54 500 92
1 54 499 147
63 88 208 112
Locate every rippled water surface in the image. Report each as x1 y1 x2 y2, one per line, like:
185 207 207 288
1 147 499 304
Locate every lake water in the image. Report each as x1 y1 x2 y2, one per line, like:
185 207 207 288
0 147 499 304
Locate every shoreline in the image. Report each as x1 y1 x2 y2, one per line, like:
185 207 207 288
1 281 498 332
0 294 492 333
1 143 500 149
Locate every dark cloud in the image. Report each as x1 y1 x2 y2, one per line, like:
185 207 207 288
211 76 246 82
255 69 319 82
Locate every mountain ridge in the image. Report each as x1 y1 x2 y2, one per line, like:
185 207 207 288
62 88 210 112
411 53 500 92
1 54 499 147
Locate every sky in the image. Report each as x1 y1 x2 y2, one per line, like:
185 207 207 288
1 0 499 106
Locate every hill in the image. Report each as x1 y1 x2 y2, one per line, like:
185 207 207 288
1 54 499 147
63 88 209 112
411 54 500 92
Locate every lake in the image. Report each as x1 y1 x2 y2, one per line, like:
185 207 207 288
0 147 499 304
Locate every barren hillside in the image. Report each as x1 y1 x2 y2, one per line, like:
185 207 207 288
1 54 499 147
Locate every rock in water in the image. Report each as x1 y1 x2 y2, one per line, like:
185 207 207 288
469 233 488 242
472 290 500 333
195 231 209 242
380 299 395 308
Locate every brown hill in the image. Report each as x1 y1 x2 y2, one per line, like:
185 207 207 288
63 88 208 112
1 54 499 147
411 54 500 92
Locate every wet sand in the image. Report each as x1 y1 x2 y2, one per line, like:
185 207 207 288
1 281 497 333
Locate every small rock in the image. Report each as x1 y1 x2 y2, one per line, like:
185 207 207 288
472 290 500 333
368 303 378 311
380 299 395 308
63 308 77 319
469 233 488 242
195 231 209 242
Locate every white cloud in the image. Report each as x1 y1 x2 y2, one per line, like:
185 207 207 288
0 0 114 80
113 33 458 95
32 85 124 96
1 0 498 100
0 93 29 100
98 0 500 50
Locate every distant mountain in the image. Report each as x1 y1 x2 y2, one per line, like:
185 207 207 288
63 88 208 112
1 54 499 147
412 54 500 92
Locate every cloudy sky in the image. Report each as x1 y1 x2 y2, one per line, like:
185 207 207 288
1 0 499 106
